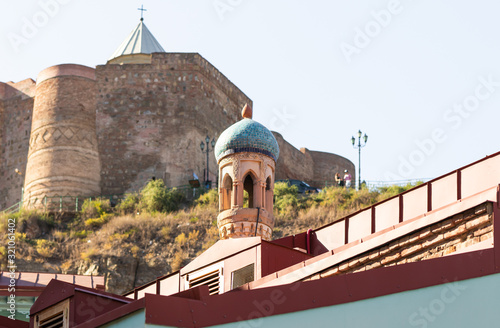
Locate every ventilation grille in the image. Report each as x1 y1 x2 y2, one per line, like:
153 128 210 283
189 269 220 295
39 312 64 328
231 263 255 290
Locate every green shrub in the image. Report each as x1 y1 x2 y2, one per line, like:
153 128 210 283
140 179 185 213
195 189 218 208
84 213 111 228
2 210 55 239
117 193 140 214
80 199 113 228
274 182 298 215
36 239 57 258
80 199 112 220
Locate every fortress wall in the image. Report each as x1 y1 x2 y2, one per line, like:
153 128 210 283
273 132 314 182
96 53 251 194
0 96 4 208
23 64 100 209
307 150 355 188
272 132 355 189
0 80 35 210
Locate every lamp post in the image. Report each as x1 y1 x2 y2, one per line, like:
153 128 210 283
351 130 368 190
200 136 216 189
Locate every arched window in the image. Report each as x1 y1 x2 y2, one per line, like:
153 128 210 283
265 176 273 212
243 174 254 208
222 174 233 210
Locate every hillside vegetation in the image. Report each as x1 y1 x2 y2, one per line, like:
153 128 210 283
0 180 420 294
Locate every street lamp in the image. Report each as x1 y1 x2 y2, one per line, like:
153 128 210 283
200 136 216 189
351 130 368 190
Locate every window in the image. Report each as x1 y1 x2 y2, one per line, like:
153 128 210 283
243 174 254 208
185 263 224 295
231 263 255 290
222 174 233 210
265 176 273 212
35 299 68 328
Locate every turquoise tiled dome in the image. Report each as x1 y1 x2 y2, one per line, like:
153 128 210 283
215 118 280 162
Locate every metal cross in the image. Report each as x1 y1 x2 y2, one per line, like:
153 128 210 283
138 5 147 20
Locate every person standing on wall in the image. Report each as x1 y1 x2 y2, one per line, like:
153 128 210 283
335 172 344 187
343 170 352 190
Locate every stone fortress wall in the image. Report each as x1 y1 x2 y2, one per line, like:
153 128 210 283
96 53 250 195
274 133 355 188
0 79 36 210
0 53 354 210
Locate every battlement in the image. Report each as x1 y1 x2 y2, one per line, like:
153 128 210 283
0 79 36 100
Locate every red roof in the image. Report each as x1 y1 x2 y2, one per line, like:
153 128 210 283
0 272 104 294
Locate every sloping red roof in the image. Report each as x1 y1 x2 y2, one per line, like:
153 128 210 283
74 234 500 327
0 272 104 296
0 315 29 328
30 280 131 315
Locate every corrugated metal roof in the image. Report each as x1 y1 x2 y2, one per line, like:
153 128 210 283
109 19 165 61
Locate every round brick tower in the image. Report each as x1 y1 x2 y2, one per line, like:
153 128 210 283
23 64 100 210
214 104 279 241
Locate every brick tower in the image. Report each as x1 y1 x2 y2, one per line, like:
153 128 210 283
214 104 279 240
23 64 101 209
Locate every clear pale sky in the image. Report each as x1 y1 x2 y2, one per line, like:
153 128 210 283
2 0 499 186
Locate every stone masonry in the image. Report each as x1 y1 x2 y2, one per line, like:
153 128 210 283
0 53 354 211
0 79 36 210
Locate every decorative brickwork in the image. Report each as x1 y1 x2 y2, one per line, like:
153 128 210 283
217 151 276 241
304 203 493 281
23 65 101 209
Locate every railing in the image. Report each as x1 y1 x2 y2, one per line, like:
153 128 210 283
5 184 210 214
23 194 126 213
1 202 22 214
308 179 431 190
312 151 500 252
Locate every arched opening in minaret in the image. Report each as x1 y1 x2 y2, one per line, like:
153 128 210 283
265 176 272 212
243 174 254 208
222 174 233 210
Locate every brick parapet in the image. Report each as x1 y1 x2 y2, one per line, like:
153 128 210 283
304 202 493 281
0 79 36 100
36 64 96 85
152 53 252 111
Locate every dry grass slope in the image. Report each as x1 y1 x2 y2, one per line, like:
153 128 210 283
0 181 419 294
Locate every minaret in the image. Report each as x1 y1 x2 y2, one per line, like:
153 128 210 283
214 104 280 240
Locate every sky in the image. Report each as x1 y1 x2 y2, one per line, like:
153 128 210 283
1 0 500 187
